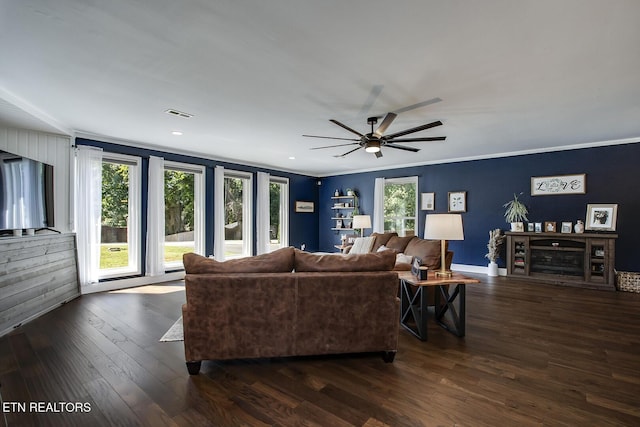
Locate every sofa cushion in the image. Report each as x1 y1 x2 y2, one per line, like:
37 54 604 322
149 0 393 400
183 247 295 274
294 249 396 272
349 236 376 254
385 235 416 253
403 238 443 270
370 232 398 251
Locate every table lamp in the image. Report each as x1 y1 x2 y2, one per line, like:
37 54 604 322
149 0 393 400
352 215 372 237
424 214 464 278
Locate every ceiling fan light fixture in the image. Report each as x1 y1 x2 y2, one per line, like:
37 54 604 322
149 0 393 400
365 140 381 153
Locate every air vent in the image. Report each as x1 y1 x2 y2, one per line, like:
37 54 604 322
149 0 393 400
164 109 194 119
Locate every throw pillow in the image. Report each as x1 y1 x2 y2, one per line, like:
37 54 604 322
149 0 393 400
404 238 442 269
386 235 416 252
183 247 295 274
349 236 375 254
294 249 396 272
396 253 413 265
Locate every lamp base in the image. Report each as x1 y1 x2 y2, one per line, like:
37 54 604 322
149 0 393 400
435 270 453 278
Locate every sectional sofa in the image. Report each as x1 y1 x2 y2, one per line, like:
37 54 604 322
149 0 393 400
182 248 401 374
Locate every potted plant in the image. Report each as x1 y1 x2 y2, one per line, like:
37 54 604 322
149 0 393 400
503 193 528 232
485 228 505 276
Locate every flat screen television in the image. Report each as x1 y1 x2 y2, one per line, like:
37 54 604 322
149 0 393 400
0 150 55 232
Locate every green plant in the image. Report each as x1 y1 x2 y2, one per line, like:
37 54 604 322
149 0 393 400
485 228 505 262
503 193 529 223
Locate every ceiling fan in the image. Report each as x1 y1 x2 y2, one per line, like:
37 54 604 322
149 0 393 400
303 113 446 158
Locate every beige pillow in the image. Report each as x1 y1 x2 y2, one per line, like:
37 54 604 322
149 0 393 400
396 253 414 265
349 236 375 254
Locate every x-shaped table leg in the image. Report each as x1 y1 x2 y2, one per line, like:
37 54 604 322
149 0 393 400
400 280 428 341
434 284 466 337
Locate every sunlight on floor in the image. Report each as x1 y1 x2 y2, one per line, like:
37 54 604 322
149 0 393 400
109 285 184 294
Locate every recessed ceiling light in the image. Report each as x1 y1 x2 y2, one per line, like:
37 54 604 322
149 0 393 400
172 131 183 136
288 156 295 160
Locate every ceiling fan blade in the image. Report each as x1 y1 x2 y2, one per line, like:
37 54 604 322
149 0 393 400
373 112 398 137
329 119 364 137
391 97 442 114
302 134 360 141
374 151 383 158
387 136 446 143
334 146 362 158
385 144 421 153
384 120 443 139
310 142 360 150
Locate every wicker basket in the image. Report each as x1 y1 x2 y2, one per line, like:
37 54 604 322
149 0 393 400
616 271 640 293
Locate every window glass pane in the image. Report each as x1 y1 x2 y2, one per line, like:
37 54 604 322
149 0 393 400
164 169 195 267
383 179 417 237
269 182 282 250
100 162 129 270
99 158 139 276
224 175 251 258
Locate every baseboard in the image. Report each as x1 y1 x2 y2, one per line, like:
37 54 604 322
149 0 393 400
451 263 507 276
80 271 185 294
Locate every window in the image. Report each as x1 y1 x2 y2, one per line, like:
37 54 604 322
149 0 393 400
163 161 205 269
384 176 418 237
99 154 141 278
224 170 253 258
269 177 289 251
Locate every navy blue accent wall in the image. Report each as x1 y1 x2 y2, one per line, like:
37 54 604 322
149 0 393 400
319 142 640 271
76 138 319 274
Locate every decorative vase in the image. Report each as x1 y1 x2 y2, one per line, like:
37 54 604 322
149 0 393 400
334 189 340 197
574 220 584 234
488 261 499 277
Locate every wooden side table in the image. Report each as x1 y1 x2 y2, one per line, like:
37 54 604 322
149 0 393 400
397 271 480 341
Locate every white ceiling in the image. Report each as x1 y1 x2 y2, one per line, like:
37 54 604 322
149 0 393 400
2 0 640 176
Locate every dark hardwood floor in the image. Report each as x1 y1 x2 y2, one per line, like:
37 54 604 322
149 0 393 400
1 275 639 426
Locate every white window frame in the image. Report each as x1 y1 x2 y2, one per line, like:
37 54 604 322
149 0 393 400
99 153 142 279
163 161 206 270
270 176 289 250
224 169 253 258
383 176 418 237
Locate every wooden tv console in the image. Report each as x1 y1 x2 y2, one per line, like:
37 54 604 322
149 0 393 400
506 232 617 291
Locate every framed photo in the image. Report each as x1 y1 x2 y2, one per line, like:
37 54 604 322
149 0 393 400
448 191 467 212
512 222 524 232
545 221 557 232
531 174 586 196
585 204 618 231
561 222 573 233
527 223 535 232
534 222 542 233
335 219 343 229
421 192 435 210
295 201 314 213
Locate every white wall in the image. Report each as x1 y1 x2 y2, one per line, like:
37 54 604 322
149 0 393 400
0 126 73 233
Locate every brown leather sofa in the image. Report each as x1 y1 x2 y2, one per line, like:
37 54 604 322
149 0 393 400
345 232 454 271
182 248 400 375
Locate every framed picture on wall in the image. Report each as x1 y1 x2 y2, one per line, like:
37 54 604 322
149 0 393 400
585 204 618 231
295 201 314 213
421 192 435 210
448 191 467 212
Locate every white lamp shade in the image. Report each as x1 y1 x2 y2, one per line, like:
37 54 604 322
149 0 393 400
424 214 464 240
352 215 372 230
